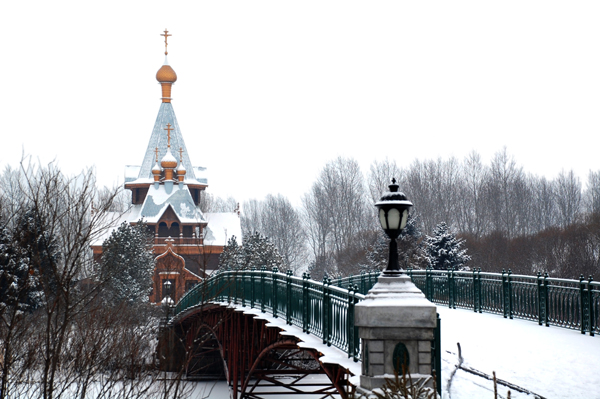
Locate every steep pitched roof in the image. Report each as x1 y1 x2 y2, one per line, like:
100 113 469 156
135 102 206 184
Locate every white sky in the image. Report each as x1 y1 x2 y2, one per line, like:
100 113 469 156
2 1 600 206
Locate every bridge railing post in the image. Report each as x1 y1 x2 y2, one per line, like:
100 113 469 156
323 277 331 346
425 267 432 301
360 271 366 295
261 266 266 313
302 273 309 333
477 268 483 313
250 268 255 309
241 270 245 307
347 284 355 359
227 270 232 304
580 275 587 334
508 269 513 319
448 267 456 309
286 270 292 325
589 276 595 337
502 269 514 319
472 268 478 313
272 267 279 318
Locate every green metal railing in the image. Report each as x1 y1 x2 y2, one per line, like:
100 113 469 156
406 268 599 336
175 267 363 361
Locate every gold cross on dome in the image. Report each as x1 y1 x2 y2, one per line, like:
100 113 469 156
164 123 173 147
161 29 171 55
178 147 184 162
154 147 160 163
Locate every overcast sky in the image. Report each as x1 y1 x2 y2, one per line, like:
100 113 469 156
2 1 599 207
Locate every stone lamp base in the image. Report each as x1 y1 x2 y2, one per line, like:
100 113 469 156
355 273 437 391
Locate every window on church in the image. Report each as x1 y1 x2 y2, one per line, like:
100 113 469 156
158 222 169 237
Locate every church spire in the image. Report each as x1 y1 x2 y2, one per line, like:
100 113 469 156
156 29 177 103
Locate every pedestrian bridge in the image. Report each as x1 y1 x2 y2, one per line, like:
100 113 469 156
161 268 598 398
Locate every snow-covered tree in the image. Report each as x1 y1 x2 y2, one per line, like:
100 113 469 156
358 231 388 273
0 209 59 313
218 235 245 270
423 222 471 270
243 232 284 270
99 220 155 304
218 232 284 271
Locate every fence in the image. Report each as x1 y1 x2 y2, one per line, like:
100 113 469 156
404 268 599 336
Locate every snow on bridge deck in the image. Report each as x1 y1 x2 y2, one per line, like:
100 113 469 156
215 301 599 399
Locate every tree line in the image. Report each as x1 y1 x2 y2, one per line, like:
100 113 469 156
237 148 600 280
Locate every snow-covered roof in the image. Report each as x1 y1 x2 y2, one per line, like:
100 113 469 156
135 102 205 183
139 184 206 224
204 212 242 246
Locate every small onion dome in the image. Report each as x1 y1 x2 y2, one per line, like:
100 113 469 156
176 162 186 182
152 162 162 181
176 162 186 175
160 148 178 169
156 59 177 83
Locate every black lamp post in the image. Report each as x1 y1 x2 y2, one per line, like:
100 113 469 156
375 178 413 274
163 279 173 320
163 279 172 300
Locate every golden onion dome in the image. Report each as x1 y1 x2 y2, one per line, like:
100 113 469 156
160 148 178 169
156 62 177 83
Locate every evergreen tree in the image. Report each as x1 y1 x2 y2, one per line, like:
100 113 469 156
217 232 284 271
218 235 245 270
99 220 155 304
423 222 471 270
243 232 284 270
0 210 58 312
359 231 388 273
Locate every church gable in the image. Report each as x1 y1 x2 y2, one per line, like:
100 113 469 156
139 185 205 224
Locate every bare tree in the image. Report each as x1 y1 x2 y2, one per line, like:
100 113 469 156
585 170 600 215
302 157 371 276
368 159 403 204
555 169 582 228
456 151 489 238
200 192 237 213
240 194 306 273
487 147 524 238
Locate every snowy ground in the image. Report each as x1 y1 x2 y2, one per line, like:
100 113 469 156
438 306 600 399
184 305 600 398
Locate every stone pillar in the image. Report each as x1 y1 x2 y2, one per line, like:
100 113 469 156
355 273 437 391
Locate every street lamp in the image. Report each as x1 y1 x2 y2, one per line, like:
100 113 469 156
163 279 173 320
163 279 172 300
375 178 413 274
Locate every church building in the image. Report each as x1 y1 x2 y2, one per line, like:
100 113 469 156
92 31 241 304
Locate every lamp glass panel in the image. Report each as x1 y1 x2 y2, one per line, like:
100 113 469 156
379 209 388 230
400 209 409 229
387 208 401 230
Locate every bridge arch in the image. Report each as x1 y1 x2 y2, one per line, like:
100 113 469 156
166 302 351 398
184 322 228 381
